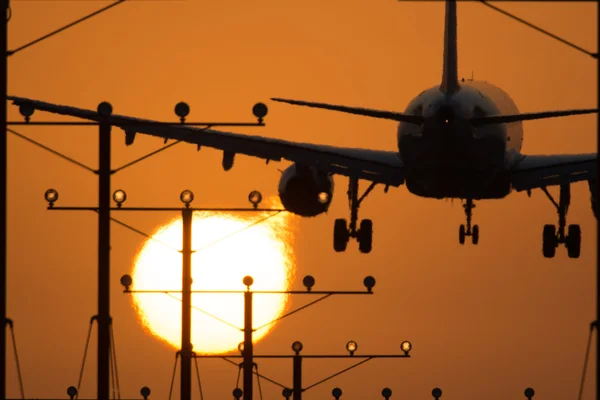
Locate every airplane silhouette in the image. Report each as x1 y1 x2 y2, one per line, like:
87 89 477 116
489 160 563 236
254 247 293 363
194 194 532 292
7 0 598 258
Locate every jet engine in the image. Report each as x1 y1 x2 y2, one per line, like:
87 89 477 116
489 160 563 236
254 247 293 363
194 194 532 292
278 164 334 217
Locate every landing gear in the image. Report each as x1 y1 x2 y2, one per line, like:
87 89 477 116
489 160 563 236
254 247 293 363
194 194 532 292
541 183 581 259
333 177 376 253
334 219 349 252
458 199 479 245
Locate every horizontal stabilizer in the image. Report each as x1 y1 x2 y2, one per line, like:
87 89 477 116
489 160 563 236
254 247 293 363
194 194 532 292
471 108 600 125
271 98 424 125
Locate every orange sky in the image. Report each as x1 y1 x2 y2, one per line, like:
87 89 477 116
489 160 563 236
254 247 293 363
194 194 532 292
4 1 598 399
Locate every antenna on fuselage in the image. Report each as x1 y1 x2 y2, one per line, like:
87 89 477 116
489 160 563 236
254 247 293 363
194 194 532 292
460 71 475 82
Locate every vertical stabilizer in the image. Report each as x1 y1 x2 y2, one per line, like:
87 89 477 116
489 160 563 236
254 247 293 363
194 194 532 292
440 0 460 95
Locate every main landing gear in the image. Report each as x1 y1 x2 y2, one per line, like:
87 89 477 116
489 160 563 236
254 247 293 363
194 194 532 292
459 199 479 245
541 183 581 259
333 177 377 254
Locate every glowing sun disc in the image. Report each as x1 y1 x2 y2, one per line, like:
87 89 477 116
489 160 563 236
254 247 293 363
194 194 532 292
131 208 295 354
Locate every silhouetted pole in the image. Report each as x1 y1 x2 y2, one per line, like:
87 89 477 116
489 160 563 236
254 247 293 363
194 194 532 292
596 6 600 398
243 286 253 400
181 208 193 400
97 113 112 400
1 1 7 398
292 354 302 400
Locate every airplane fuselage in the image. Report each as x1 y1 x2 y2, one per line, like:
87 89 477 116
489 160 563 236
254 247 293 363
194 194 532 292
397 80 524 200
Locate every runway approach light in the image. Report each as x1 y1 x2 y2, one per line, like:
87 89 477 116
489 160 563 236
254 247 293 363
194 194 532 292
19 103 34 122
140 387 151 400
120 274 132 291
252 102 268 123
318 191 330 204
332 387 342 400
175 102 190 123
243 275 254 289
233 388 243 400
238 342 244 355
363 276 376 292
67 386 77 400
180 190 194 208
346 340 358 356
291 341 303 355
97 101 113 117
400 340 412 356
44 188 59 208
248 190 262 208
113 189 127 208
382 388 392 399
302 275 315 291
432 388 442 400
282 388 292 399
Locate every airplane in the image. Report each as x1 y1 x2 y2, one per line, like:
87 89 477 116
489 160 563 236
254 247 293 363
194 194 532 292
6 0 598 258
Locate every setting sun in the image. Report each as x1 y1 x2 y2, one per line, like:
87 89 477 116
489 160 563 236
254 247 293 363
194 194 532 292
130 206 296 354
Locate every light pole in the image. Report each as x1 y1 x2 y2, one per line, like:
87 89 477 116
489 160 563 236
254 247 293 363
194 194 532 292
25 98 268 400
242 276 254 400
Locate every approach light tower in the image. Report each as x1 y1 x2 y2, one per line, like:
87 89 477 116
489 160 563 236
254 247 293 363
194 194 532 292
33 98 269 400
157 275 414 400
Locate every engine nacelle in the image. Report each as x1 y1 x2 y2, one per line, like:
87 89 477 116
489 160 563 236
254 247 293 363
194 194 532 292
278 164 334 217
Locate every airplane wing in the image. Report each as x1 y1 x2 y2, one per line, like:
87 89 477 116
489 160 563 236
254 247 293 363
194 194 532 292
6 96 404 186
509 153 597 192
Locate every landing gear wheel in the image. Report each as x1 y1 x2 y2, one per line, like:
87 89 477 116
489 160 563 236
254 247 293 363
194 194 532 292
472 225 479 245
458 199 477 246
542 224 557 258
358 219 373 254
459 225 466 245
333 218 349 252
541 184 583 259
566 224 581 259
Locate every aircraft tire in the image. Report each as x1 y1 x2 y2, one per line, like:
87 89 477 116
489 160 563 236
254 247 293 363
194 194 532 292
358 219 373 254
542 224 556 258
472 225 479 245
566 224 581 259
334 219 349 252
459 225 466 245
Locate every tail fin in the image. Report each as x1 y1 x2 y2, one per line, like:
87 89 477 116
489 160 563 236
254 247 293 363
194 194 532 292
440 0 460 95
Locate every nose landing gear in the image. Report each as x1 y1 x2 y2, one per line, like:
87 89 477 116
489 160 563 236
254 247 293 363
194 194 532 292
333 177 377 253
458 198 479 245
541 183 581 258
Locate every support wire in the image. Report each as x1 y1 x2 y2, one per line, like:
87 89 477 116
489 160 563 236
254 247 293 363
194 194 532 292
166 293 242 331
76 317 97 399
254 363 264 400
577 321 596 400
254 294 332 332
194 211 283 252
221 357 287 389
303 357 373 392
8 0 128 56
193 354 204 400
236 363 242 388
109 342 116 400
7 128 95 173
478 0 597 59
110 324 121 399
6 320 24 399
168 352 179 400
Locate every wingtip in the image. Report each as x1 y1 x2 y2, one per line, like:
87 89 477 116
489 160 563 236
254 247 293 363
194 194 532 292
6 95 26 104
